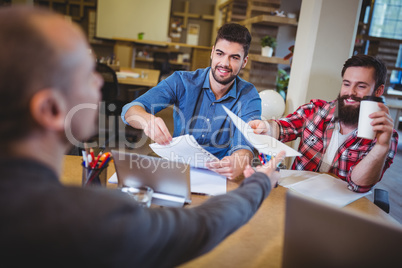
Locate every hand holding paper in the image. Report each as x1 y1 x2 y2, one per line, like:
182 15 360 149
223 106 301 157
149 134 219 169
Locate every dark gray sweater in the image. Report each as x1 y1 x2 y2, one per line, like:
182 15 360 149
0 158 271 268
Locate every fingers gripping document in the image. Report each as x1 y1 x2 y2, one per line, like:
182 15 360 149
222 106 301 157
149 134 219 169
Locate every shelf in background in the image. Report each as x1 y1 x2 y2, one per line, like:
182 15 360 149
113 37 211 50
388 66 402 72
136 57 154 62
239 14 298 27
169 61 191 66
135 57 191 66
248 54 290 65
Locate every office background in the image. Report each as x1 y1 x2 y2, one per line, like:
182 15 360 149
1 0 401 223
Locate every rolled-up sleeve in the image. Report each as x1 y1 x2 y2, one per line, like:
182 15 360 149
121 74 180 125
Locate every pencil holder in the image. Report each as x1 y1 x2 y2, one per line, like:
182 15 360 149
82 164 108 187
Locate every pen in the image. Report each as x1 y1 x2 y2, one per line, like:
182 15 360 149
99 156 111 169
258 154 264 165
89 148 95 167
87 154 93 167
99 152 111 168
82 150 88 168
92 151 103 168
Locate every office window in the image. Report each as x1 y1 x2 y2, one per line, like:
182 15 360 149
390 44 402 86
369 0 402 40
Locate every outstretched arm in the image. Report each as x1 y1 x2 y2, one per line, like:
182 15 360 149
248 119 280 139
124 105 172 145
206 149 253 180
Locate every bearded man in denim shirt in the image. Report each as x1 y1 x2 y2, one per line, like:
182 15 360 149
122 23 261 179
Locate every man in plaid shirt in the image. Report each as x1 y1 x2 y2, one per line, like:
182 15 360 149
250 55 398 193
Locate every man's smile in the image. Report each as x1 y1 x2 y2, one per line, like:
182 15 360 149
344 98 359 104
216 66 231 74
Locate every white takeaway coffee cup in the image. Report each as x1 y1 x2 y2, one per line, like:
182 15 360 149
357 96 384 140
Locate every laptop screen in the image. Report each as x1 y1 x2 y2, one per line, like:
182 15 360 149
282 191 402 268
112 150 191 207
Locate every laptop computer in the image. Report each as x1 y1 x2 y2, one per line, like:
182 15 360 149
112 150 191 207
282 191 402 268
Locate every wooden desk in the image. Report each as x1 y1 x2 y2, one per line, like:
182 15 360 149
61 155 395 268
117 67 160 88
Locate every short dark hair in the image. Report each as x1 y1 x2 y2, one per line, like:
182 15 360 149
0 7 69 146
341 54 387 91
214 23 252 57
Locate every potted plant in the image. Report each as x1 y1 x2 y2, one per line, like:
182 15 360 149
260 35 276 57
276 68 289 100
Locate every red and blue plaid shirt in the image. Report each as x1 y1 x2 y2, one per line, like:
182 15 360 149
275 99 398 193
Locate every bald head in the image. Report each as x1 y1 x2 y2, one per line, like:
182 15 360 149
0 6 89 146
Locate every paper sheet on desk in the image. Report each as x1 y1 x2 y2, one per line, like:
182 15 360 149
222 106 301 157
149 134 219 169
190 167 226 195
279 169 318 187
116 71 140 79
108 169 226 195
279 170 371 207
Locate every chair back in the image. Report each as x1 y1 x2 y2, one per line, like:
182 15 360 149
153 52 171 81
96 62 119 102
96 62 122 115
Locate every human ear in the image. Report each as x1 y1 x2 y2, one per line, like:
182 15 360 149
210 46 215 60
30 89 67 132
374 84 385 97
242 55 249 69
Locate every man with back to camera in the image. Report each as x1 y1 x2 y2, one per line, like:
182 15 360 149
0 6 285 267
122 23 261 180
249 54 398 193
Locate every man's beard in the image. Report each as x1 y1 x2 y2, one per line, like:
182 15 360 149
337 94 362 126
211 65 240 85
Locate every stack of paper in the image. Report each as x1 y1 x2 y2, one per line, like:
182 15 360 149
279 170 371 207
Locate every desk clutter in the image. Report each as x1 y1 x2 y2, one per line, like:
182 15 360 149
97 55 120 72
81 148 111 187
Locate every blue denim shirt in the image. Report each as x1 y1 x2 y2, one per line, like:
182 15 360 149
121 67 261 159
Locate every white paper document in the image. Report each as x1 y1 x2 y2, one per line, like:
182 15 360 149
279 169 318 187
116 71 140 79
190 167 226 195
149 134 219 169
108 169 226 196
279 170 371 207
222 106 301 157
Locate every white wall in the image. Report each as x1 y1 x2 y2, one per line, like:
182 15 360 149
286 0 362 114
96 0 171 42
